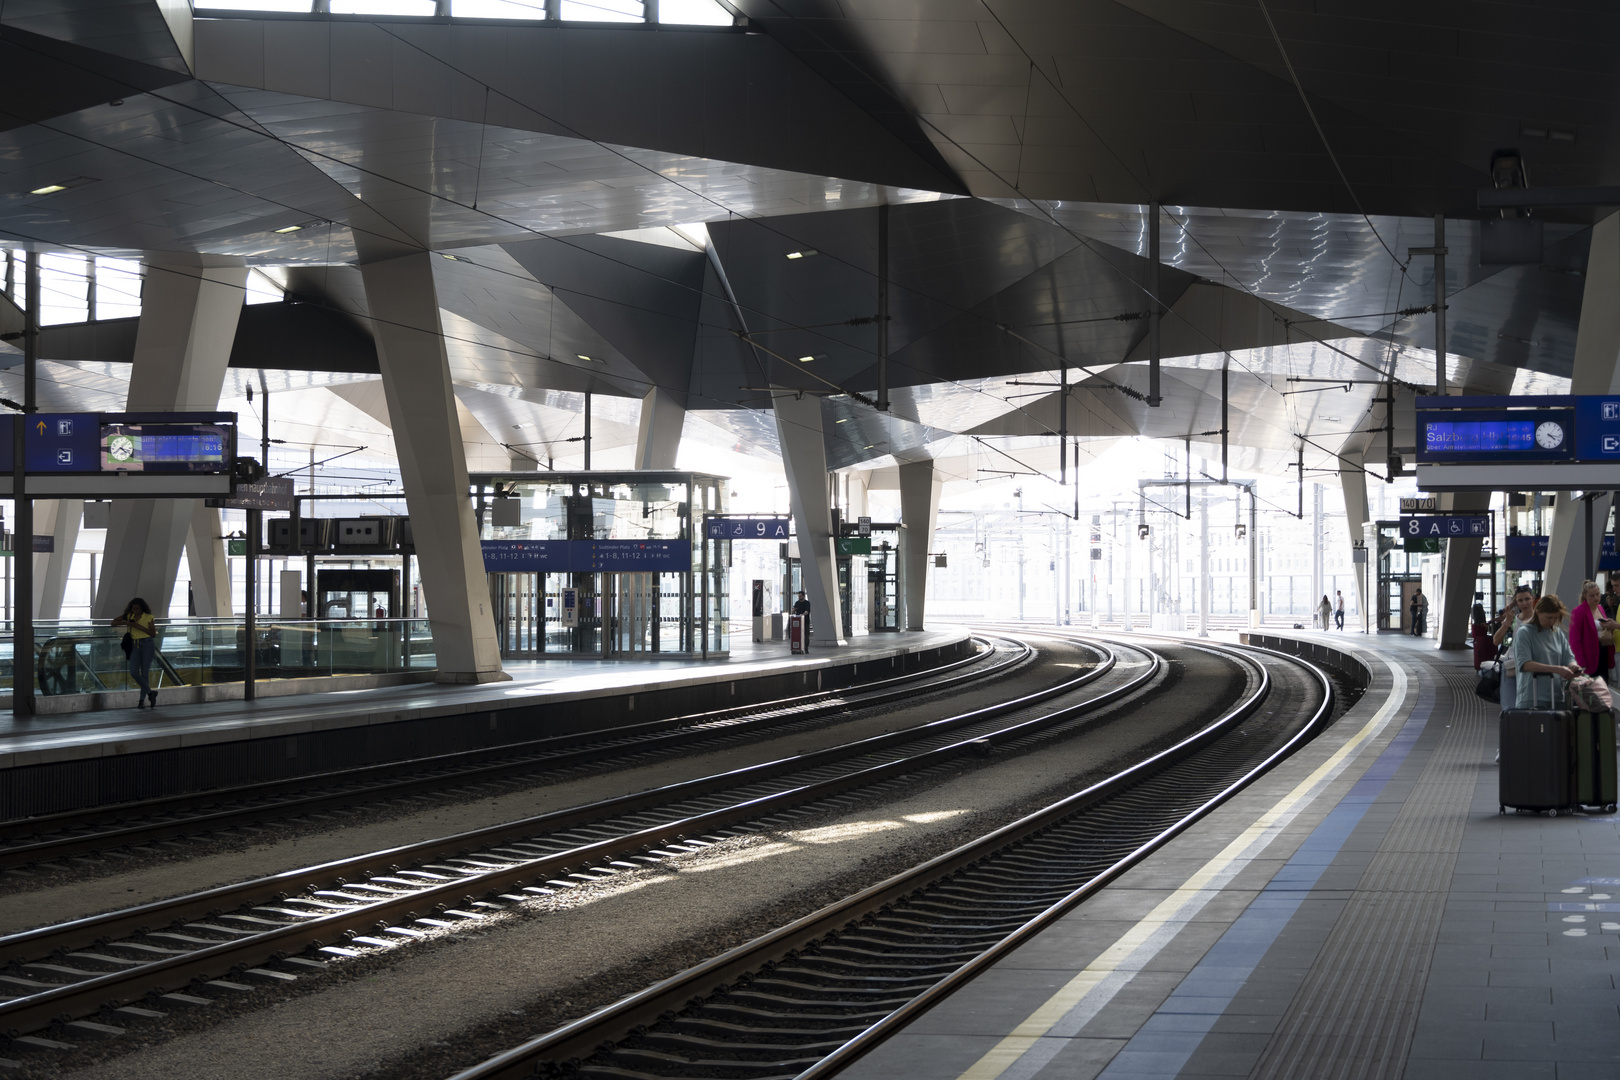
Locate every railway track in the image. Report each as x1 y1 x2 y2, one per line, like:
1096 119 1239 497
0 633 1172 1051
442 635 1334 1080
0 634 1029 872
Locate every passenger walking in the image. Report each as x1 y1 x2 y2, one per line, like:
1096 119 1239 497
1511 594 1581 710
111 597 158 709
1317 595 1332 631
1334 590 1345 631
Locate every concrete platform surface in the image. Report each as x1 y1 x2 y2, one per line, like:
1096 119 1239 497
839 629 1619 1080
0 628 972 772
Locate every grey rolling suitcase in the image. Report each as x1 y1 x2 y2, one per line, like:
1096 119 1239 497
1500 674 1575 816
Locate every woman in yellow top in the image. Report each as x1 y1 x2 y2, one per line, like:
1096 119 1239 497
111 597 158 708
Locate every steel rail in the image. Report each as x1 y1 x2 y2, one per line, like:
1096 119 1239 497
0 635 1154 1039
442 639 1325 1080
0 635 1020 869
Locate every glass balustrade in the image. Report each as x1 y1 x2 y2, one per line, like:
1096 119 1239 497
0 618 436 695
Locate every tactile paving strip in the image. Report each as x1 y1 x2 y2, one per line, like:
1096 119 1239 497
1248 672 1489 1080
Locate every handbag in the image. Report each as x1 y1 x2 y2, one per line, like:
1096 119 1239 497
1568 674 1613 713
120 631 133 656
1474 660 1501 703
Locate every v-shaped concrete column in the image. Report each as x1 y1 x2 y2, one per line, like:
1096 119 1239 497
634 387 686 470
358 251 503 681
186 501 232 617
32 499 81 620
93 259 246 618
899 460 942 631
774 391 844 645
1545 212 1620 606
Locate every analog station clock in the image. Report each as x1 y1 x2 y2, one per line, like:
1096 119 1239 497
1535 420 1566 449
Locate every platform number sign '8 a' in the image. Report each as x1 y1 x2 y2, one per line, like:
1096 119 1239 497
1400 514 1491 538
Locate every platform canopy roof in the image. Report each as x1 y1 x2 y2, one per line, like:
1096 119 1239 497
0 1 1606 485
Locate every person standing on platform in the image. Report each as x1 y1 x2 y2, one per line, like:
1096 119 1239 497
1317 595 1332 631
1334 590 1345 631
111 597 158 709
1568 580 1618 678
1603 578 1620 620
1471 607 1495 670
1512 594 1580 710
1494 586 1535 714
1409 587 1428 636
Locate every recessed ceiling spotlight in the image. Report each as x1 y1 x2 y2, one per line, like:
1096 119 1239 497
785 249 818 260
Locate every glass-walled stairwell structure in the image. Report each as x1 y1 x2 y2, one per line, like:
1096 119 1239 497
477 471 728 659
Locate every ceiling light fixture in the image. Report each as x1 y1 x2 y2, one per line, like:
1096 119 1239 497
835 417 850 423
27 176 97 196
274 224 303 234
576 354 604 364
785 249 818 260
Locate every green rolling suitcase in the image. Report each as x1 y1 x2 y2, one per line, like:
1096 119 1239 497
1575 710 1618 814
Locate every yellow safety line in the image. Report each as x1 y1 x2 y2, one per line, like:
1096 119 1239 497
956 657 1409 1080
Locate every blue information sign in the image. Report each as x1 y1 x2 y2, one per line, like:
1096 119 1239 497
705 516 791 540
0 413 102 472
480 539 571 572
1399 515 1492 538
580 539 690 572
1505 534 1620 572
481 539 693 574
1574 396 1620 460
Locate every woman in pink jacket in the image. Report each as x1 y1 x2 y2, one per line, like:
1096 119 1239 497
1568 580 1618 677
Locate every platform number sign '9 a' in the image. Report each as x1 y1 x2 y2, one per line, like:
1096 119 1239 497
705 517 791 540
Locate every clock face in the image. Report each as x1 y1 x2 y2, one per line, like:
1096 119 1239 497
108 434 135 462
1536 421 1566 449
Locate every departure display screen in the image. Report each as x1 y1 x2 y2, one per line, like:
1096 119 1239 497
1415 408 1574 462
1423 420 1534 454
101 422 231 472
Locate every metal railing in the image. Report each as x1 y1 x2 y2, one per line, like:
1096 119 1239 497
0 618 436 695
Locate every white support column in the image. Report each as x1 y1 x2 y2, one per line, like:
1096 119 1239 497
93 259 246 618
1310 483 1323 613
773 391 844 645
1197 488 1209 637
32 499 81 620
1340 451 1369 631
1546 213 1620 605
898 459 942 631
359 251 504 681
633 387 686 471
185 503 232 618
